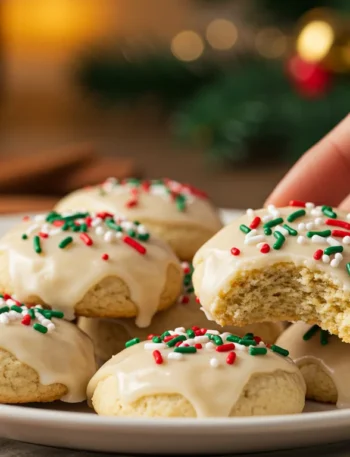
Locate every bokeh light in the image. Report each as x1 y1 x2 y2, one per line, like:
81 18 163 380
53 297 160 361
255 28 287 59
206 19 238 50
297 20 334 62
171 31 204 62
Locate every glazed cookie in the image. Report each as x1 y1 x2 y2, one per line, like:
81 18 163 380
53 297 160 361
56 177 223 260
0 295 96 403
276 322 350 408
0 211 182 325
87 328 305 417
79 262 284 363
193 202 350 342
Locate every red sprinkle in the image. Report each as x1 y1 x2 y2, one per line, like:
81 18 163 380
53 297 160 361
181 296 190 304
80 233 93 246
249 216 261 229
226 352 236 365
123 235 146 255
195 343 202 349
101 253 109 261
253 336 262 344
332 230 350 238
313 249 323 260
195 297 201 303
147 334 157 340
175 341 183 347
183 266 191 274
194 330 202 336
125 199 138 208
39 232 48 239
85 216 92 227
289 200 306 207
153 350 163 364
200 328 207 335
230 247 240 256
21 314 31 326
260 243 270 254
96 212 113 219
141 181 150 192
216 343 235 352
22 216 30 221
53 220 64 227
192 326 200 331
164 335 177 343
3 294 10 300
325 219 350 230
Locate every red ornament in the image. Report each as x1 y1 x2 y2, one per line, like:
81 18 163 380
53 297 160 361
286 55 331 98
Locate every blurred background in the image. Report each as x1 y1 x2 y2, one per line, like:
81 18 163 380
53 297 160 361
0 0 349 212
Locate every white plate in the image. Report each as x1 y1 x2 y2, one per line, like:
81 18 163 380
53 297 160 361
0 210 348 455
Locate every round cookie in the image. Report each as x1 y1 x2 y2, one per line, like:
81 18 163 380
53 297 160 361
193 203 350 342
276 322 350 407
0 211 182 326
79 262 284 363
87 328 305 417
55 177 223 260
0 295 96 403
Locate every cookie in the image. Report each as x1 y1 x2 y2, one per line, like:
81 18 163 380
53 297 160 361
55 178 222 260
87 328 305 417
0 211 182 326
276 322 350 407
0 295 96 403
193 203 350 342
79 262 284 363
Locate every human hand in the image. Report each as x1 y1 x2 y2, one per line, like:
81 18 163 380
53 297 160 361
266 114 350 210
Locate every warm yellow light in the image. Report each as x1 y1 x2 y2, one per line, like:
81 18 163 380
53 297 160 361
171 31 204 62
297 20 334 62
206 19 238 50
255 28 287 59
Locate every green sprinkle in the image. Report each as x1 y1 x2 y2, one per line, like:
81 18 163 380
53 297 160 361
137 233 150 242
152 336 162 343
264 227 272 235
72 225 80 232
0 306 9 314
33 235 42 254
42 310 53 319
128 230 136 237
59 236 73 249
174 346 197 354
287 210 306 222
10 305 22 313
324 245 343 256
134 221 140 226
50 310 64 319
161 331 170 340
28 308 35 319
105 219 122 231
226 335 241 343
45 211 60 222
303 324 319 341
127 178 140 185
167 335 186 347
33 323 48 334
61 222 70 231
125 338 140 348
320 330 329 346
61 212 89 221
213 335 223 346
79 223 88 232
184 276 192 286
240 339 257 346
271 344 289 357
347 263 350 276
243 333 254 339
306 230 331 238
249 347 267 356
187 286 195 293
186 329 195 338
21 234 28 240
273 231 285 250
239 224 251 234
264 217 284 228
283 224 298 236
322 205 337 219
35 308 46 316
176 195 186 212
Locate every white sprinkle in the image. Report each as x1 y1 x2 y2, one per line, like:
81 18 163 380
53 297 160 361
244 235 265 245
246 208 255 217
41 318 52 327
306 202 315 209
104 231 114 243
275 225 289 236
258 341 266 347
271 210 280 218
314 217 324 226
95 226 105 236
34 305 43 309
262 214 273 222
210 358 220 368
322 255 330 264
234 343 247 351
220 332 232 341
347 214 350 221
327 237 341 247
48 228 62 236
205 342 216 350
0 298 4 306
5 299 17 307
335 253 343 261
206 330 220 335
184 339 195 346
330 258 340 268
256 242 265 249
120 221 135 231
26 224 39 235
298 223 306 231
297 236 306 245
311 208 322 217
267 204 276 213
0 314 9 324
34 214 46 222
91 217 103 227
115 232 123 239
194 336 209 344
343 236 350 245
8 310 19 321
245 229 257 238
137 225 148 235
144 343 166 350
175 327 186 334
306 222 314 230
21 309 28 315
47 323 55 332
311 235 327 244
168 352 184 360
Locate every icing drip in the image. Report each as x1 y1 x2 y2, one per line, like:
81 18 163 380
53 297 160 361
0 211 181 326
